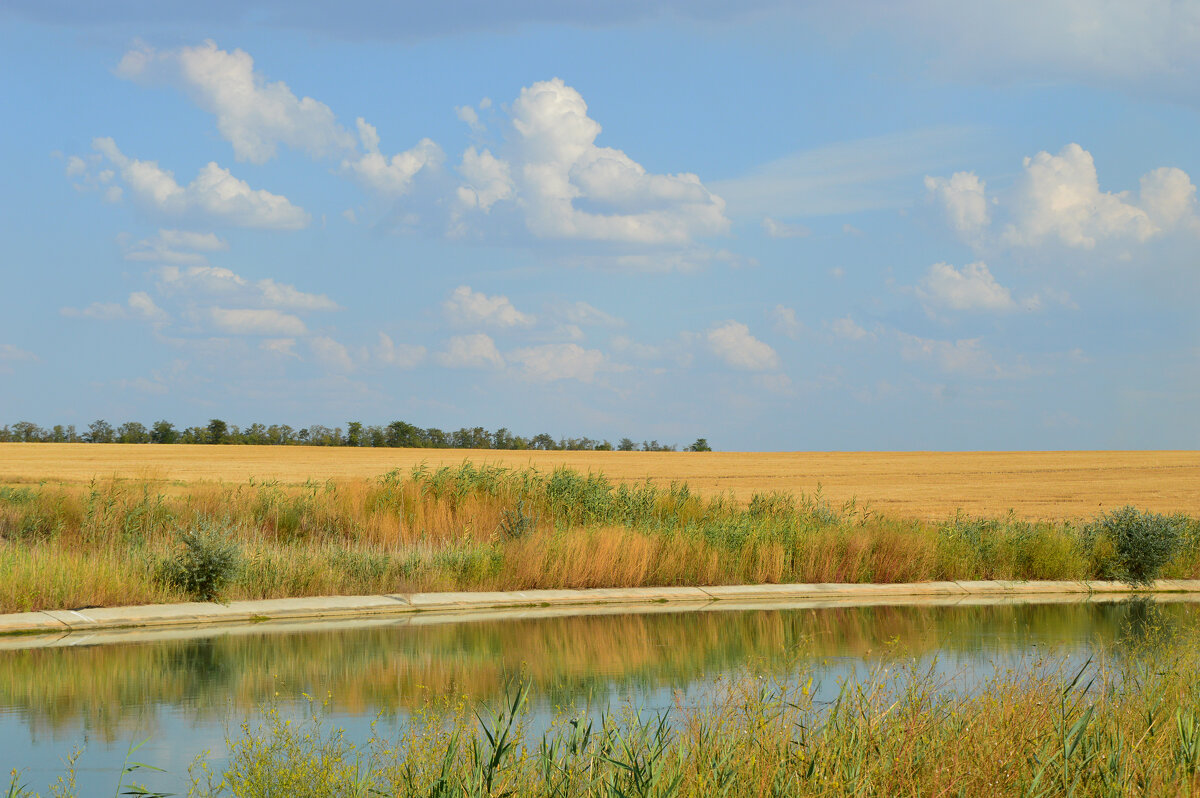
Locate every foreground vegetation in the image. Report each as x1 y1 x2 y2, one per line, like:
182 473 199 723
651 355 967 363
11 609 1200 796
0 463 1196 613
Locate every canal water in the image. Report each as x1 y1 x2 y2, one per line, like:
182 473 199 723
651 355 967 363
2 596 1195 794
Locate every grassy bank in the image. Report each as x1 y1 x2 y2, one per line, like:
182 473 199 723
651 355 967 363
1 463 1198 613
11 618 1200 796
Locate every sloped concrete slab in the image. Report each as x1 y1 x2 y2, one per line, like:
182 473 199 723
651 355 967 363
700 582 967 601
221 595 409 619
3 579 1199 638
954 581 1013 593
0 611 69 635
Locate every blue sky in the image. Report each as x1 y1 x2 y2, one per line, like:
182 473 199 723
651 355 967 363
1 1 1198 450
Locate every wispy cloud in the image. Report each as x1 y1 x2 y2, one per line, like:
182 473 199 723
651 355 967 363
713 126 979 218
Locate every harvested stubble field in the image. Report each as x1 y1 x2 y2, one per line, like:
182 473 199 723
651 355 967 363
1 443 1198 520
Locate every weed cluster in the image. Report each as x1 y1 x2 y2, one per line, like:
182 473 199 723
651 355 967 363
156 525 240 601
1084 506 1185 586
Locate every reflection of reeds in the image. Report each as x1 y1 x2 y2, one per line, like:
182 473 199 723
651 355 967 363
3 601 1191 743
1 465 1199 612
15 628 1200 797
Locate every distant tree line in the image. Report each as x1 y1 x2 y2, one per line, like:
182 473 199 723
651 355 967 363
0 419 713 452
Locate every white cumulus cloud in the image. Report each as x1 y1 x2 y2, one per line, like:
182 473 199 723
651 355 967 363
158 266 338 311
93 137 310 230
125 229 228 265
1139 167 1200 232
924 171 989 236
707 321 780 371
456 147 515 212
62 292 169 324
762 217 811 239
1004 143 1157 248
830 316 874 342
309 336 356 371
768 304 804 339
558 300 623 327
209 308 307 336
894 332 1026 379
454 78 728 245
376 333 426 368
928 143 1200 251
0 344 36 362
917 261 1016 312
443 285 534 328
508 343 612 383
117 40 356 164
343 118 443 196
260 338 299 358
437 333 504 369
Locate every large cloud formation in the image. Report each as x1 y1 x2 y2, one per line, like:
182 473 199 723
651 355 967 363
928 143 1200 250
453 78 729 245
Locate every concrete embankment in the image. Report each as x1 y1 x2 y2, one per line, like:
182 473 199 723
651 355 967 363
3 580 1199 638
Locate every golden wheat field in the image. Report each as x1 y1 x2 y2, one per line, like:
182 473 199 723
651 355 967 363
2 443 1197 520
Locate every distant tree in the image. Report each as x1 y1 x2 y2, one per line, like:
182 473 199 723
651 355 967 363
12 421 43 442
687 438 712 452
50 425 70 443
86 419 115 444
617 438 636 452
492 427 516 450
206 418 228 445
425 427 448 448
241 423 270 445
179 426 207 444
385 421 419 448
530 433 556 451
117 421 150 444
346 421 364 447
150 420 178 444
367 425 386 447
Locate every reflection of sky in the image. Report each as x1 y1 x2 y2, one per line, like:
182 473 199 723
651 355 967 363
0 600 1176 794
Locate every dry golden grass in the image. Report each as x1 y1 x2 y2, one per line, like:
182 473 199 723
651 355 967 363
2 443 1198 519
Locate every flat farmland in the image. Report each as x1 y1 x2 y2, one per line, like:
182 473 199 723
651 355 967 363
1 444 1196 520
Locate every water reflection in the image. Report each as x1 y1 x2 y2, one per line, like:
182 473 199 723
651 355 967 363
4 596 1197 743
3 596 1199 792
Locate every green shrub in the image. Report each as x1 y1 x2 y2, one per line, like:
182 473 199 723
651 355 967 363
497 499 538 539
1085 506 1182 586
158 524 240 601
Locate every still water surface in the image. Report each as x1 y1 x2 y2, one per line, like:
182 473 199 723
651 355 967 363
3 597 1195 794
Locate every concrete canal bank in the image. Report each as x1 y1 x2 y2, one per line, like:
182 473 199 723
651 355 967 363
4 579 1200 637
